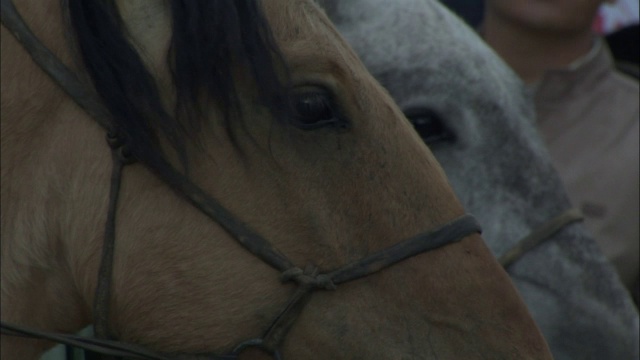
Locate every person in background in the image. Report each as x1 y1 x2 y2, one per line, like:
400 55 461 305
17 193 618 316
440 0 640 69
480 0 639 304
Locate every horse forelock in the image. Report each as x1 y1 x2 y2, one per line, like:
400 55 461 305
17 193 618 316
66 0 291 168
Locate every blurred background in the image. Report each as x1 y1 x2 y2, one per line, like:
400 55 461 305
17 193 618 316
441 0 639 70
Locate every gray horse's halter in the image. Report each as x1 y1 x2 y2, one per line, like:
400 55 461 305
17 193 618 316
0 1 482 359
499 208 584 268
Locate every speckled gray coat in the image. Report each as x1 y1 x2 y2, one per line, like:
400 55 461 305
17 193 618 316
319 0 639 358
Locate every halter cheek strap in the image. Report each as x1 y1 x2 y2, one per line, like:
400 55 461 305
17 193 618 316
499 208 584 268
93 129 136 344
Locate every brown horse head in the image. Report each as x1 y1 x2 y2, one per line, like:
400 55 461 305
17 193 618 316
1 0 550 359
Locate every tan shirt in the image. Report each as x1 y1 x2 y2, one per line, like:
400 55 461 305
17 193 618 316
534 40 639 293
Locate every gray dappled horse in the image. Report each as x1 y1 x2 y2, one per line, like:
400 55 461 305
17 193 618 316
320 0 640 359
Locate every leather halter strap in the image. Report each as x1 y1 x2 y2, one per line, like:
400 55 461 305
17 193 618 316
0 1 481 358
1 323 179 360
498 208 584 268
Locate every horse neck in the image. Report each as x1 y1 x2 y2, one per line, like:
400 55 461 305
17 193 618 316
1 0 78 154
1 2 107 358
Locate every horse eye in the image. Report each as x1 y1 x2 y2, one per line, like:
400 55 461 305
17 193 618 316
290 90 350 131
405 108 456 144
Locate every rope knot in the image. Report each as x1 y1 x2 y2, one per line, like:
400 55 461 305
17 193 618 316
281 265 337 291
106 128 135 164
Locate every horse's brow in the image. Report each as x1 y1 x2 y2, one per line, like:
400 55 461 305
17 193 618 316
284 43 350 81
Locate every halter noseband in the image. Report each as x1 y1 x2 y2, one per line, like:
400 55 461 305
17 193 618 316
0 0 482 358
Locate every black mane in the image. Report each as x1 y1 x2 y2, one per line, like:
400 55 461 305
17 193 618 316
67 0 290 166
